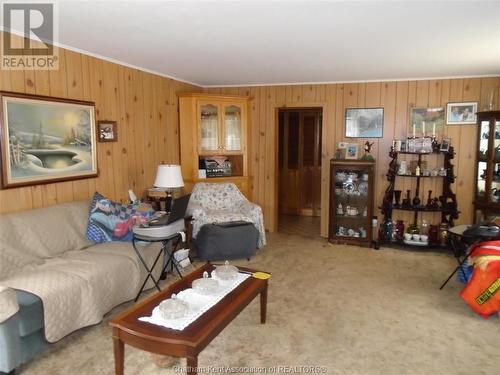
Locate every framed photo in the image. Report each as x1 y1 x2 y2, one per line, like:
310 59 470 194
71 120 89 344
334 148 346 159
345 108 384 138
440 138 451 152
0 91 97 188
409 107 445 137
392 139 402 152
338 141 349 149
446 102 478 125
345 143 359 159
98 120 118 142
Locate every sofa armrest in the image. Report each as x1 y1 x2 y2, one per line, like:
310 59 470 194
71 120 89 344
0 287 21 373
0 287 18 324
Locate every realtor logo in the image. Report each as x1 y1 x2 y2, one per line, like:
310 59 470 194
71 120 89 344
1 2 58 70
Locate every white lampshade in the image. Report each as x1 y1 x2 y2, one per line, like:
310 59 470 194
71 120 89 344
154 164 184 188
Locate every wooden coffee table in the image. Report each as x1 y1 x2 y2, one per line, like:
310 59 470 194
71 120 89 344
109 263 269 375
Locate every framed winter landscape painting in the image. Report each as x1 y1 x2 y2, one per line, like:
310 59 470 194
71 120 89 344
0 92 97 188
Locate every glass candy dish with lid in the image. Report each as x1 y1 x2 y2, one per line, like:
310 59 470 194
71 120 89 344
214 260 239 280
158 294 188 320
192 271 219 295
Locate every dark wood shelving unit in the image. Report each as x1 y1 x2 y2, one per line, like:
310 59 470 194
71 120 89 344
376 146 459 249
381 205 452 213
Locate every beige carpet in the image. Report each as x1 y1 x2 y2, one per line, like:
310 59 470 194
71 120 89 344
18 233 499 375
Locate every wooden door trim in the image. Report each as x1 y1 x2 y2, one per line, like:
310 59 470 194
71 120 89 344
272 102 327 234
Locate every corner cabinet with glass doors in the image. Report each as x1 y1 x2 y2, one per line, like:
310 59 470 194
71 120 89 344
474 111 500 222
329 159 375 246
179 93 250 197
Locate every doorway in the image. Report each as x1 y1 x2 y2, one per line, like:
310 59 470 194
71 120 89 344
278 108 322 237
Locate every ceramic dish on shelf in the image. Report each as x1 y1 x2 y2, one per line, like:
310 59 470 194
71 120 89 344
158 294 188 320
213 261 239 280
403 239 428 247
192 271 219 295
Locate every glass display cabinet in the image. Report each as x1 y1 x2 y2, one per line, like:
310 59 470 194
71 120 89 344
179 93 250 197
199 103 219 151
198 102 243 154
329 159 375 246
474 110 500 222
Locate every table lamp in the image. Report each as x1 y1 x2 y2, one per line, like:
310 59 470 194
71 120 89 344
153 164 184 212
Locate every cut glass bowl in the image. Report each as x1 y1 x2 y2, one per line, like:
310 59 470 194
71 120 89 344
192 271 219 295
158 294 188 320
214 260 238 280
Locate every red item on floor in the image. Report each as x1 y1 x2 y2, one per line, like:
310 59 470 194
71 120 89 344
460 241 500 318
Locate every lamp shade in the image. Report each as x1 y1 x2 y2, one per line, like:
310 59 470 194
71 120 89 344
154 164 184 188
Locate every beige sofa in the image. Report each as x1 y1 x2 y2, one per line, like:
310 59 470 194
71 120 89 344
0 200 163 371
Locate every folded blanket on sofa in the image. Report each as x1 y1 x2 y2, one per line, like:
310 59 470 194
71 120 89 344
0 201 163 343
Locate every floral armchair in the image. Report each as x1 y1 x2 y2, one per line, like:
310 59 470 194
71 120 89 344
187 183 266 248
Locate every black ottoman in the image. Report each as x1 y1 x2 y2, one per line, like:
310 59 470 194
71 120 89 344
193 221 259 261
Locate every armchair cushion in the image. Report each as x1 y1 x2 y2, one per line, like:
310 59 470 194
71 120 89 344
188 183 266 248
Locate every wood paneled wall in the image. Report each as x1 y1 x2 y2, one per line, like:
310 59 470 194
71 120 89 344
0 33 199 214
207 77 500 237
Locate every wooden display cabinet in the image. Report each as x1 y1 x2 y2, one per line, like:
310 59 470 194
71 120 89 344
179 93 250 197
329 159 375 246
474 110 500 222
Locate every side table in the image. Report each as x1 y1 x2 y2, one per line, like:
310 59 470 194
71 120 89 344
132 232 184 301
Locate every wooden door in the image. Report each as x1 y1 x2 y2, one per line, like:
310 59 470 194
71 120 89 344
278 109 322 217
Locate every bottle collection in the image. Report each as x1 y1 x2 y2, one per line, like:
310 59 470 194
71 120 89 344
392 189 444 210
379 219 449 247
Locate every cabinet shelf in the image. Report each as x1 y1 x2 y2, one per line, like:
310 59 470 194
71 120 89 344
396 174 450 178
396 150 449 156
335 215 367 219
382 205 458 213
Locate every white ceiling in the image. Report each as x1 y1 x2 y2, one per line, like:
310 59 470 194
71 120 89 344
16 1 500 86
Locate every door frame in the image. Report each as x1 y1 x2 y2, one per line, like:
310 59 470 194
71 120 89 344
271 103 327 235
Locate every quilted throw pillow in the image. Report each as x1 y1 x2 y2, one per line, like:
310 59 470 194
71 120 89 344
86 192 153 243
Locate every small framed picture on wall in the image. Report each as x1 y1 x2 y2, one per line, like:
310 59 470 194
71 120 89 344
345 108 384 138
345 143 359 159
97 120 118 142
446 102 478 125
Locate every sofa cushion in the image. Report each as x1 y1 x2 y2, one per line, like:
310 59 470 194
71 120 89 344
86 192 153 243
16 291 44 337
0 201 92 261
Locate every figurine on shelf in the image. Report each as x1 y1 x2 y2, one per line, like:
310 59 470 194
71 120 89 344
431 136 439 152
402 190 412 208
430 197 440 209
361 141 375 161
395 220 405 241
412 193 421 207
415 165 421 176
398 160 408 175
426 190 433 208
337 203 344 215
359 227 367 238
393 190 402 207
